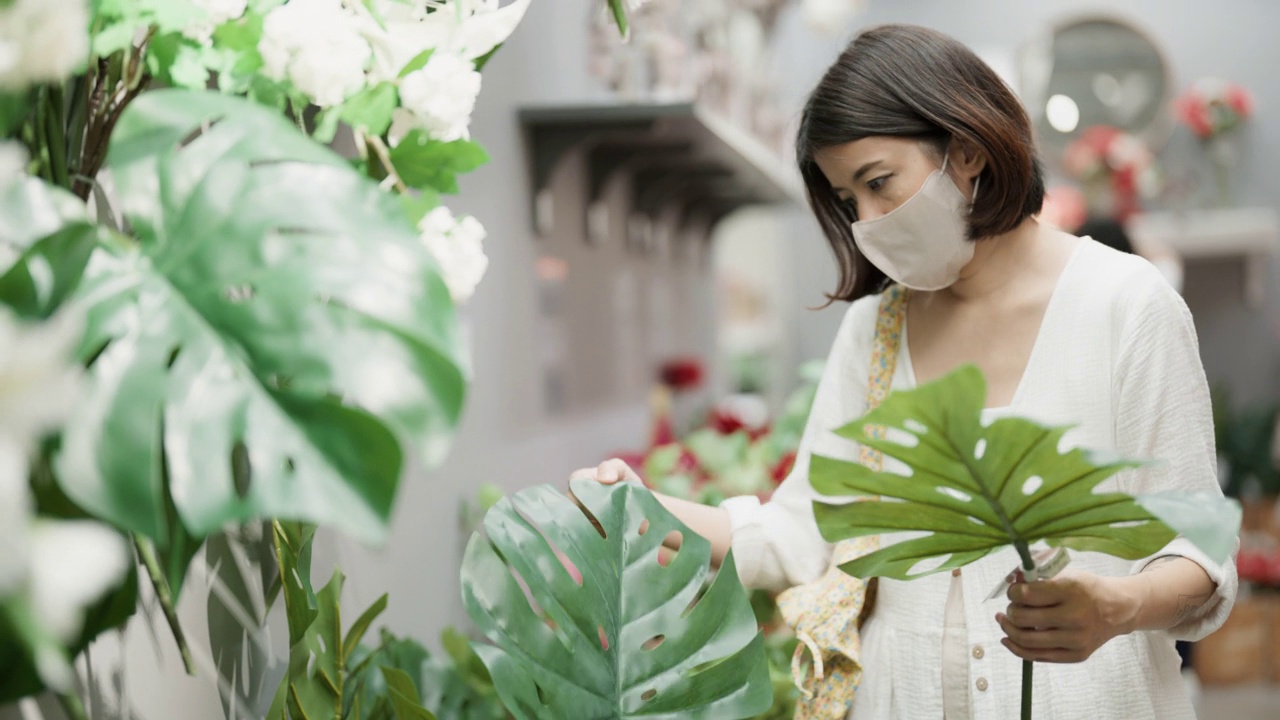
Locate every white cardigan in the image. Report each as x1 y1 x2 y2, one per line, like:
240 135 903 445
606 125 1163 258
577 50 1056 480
722 239 1237 720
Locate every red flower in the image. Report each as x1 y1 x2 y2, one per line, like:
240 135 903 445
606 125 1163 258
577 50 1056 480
708 407 747 435
659 357 704 391
771 451 797 485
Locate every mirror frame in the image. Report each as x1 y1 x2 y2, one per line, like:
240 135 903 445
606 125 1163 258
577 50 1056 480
1018 13 1175 167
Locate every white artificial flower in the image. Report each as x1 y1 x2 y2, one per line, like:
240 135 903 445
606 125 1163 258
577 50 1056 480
0 0 90 90
0 434 32 594
0 310 83 445
398 50 481 142
362 0 531 81
0 308 126 690
0 141 26 186
802 0 866 35
259 0 372 107
186 0 249 44
27 520 131 642
418 205 488 304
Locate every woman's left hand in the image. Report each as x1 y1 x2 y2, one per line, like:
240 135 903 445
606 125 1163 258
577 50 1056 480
996 569 1142 663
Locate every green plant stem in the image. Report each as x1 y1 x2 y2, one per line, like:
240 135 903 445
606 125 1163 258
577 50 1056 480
365 133 407 193
1014 539 1036 720
32 88 53 183
45 84 70 189
133 535 196 676
55 691 89 720
1022 660 1033 720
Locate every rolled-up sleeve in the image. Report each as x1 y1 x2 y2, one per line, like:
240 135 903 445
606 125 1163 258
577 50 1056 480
721 296 877 592
1113 268 1238 641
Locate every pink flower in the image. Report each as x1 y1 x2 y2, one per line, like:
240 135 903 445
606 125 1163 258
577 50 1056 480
1225 84 1254 118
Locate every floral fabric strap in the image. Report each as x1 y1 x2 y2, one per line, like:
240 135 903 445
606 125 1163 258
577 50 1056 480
776 284 907 720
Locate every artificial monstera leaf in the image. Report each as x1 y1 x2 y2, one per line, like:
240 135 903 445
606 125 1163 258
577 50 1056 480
53 90 467 590
811 365 1240 580
461 478 772 720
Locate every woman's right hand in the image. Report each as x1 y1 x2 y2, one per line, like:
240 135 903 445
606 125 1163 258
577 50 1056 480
569 457 643 486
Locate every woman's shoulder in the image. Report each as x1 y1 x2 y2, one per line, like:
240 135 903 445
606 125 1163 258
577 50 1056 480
1067 236 1191 338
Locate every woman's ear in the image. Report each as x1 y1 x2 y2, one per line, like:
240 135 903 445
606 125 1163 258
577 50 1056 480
946 138 987 182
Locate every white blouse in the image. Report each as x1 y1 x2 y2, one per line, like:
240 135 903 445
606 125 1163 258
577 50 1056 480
721 239 1237 720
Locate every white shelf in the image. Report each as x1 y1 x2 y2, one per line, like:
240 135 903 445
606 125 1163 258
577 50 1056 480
1126 207 1279 308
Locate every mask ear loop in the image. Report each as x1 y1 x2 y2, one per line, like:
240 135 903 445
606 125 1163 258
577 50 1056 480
944 148 981 207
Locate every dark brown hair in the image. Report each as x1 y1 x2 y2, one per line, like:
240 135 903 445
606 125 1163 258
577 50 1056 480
798 24 1045 303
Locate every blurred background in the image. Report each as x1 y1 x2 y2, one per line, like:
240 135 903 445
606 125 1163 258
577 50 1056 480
21 1 1278 718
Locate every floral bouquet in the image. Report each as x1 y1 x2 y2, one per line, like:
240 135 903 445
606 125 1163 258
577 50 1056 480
1174 78 1255 205
1061 125 1158 221
1174 78 1254 140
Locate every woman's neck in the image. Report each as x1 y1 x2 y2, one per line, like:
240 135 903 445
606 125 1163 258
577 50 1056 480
940 218 1048 303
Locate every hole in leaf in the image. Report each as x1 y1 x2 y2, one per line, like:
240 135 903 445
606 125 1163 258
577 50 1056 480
316 635 326 654
907 554 951 577
884 426 919 447
642 635 666 651
967 516 985 525
682 583 710 618
974 438 987 460
306 652 315 678
641 689 657 702
597 625 609 651
637 519 650 536
1111 520 1149 529
903 419 927 434
223 284 255 302
269 374 293 390
577 501 607 540
658 531 682 567
505 563 547 622
938 487 972 503
513 506 584 586
292 568 304 590
1022 476 1044 495
166 346 181 369
231 440 251 499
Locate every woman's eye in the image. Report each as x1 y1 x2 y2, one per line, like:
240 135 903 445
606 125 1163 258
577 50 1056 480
867 174 891 191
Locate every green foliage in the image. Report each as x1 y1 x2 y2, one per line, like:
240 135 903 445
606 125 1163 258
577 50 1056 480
389 132 490 194
606 0 629 37
812 365 1239 580
1213 385 1280 497
461 478 773 720
46 90 467 595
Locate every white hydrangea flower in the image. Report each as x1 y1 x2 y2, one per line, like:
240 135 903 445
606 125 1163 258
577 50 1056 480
0 310 83 445
0 0 89 90
28 520 132 642
259 0 372 107
418 205 488 304
802 0 867 35
362 0 531 82
0 434 32 594
398 50 481 142
0 309 128 688
185 0 249 44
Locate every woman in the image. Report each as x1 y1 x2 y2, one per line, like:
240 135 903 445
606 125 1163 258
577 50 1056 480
573 25 1234 719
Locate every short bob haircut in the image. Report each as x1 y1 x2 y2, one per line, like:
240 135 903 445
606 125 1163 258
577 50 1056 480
798 24 1046 303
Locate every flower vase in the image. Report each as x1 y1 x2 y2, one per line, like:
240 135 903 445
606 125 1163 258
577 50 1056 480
1206 134 1236 207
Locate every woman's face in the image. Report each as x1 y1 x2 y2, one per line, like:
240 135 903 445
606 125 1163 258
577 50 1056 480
813 136 945 222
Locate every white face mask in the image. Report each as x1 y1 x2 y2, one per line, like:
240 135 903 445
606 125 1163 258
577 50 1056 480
850 153 979 291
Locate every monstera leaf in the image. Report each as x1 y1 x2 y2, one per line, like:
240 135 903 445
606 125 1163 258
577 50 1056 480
811 365 1240 580
461 478 772 720
50 90 467 593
